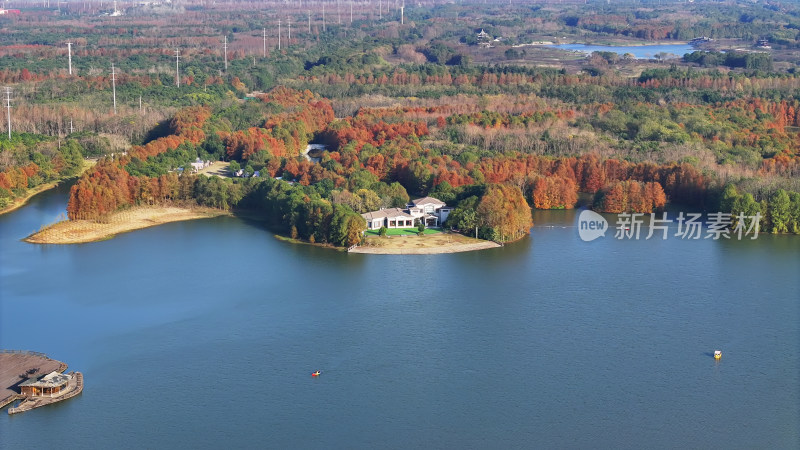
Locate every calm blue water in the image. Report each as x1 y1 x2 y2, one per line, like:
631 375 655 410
1 186 798 449
549 43 695 59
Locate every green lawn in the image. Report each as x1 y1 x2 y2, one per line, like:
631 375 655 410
364 227 442 236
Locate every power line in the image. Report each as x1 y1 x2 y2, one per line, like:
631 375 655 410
3 87 10 140
175 48 180 87
111 63 116 115
66 42 73 75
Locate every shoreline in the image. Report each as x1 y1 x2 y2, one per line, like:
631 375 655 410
0 181 64 216
272 229 502 254
21 203 505 252
273 234 347 251
350 233 501 254
24 205 229 244
349 241 500 254
0 160 96 217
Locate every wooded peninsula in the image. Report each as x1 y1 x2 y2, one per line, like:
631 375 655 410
3 0 800 247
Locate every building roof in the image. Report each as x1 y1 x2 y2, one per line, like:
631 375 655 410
411 197 446 207
19 371 70 388
361 208 415 221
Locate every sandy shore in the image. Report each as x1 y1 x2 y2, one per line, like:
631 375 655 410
350 233 501 254
24 206 228 244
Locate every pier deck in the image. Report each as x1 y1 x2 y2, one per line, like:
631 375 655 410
0 351 69 410
8 372 83 414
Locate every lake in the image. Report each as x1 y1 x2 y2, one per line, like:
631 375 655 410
1 185 798 449
548 43 696 59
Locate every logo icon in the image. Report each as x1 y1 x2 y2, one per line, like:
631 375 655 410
578 210 608 242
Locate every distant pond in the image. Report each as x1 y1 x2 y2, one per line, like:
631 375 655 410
548 43 696 59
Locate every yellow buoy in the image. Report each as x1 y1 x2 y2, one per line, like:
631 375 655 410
714 350 722 360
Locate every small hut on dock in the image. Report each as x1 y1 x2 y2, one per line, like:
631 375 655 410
19 371 72 397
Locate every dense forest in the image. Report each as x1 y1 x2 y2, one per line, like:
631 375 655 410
2 0 800 243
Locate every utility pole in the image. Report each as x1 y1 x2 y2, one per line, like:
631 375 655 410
174 48 180 87
308 10 311 33
379 0 381 20
337 0 341 25
66 42 73 75
322 2 326 32
278 19 281 50
262 27 267 57
3 87 10 140
400 0 404 25
287 17 291 44
223 36 228 71
111 63 117 115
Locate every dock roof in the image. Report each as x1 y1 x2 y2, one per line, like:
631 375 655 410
19 371 70 388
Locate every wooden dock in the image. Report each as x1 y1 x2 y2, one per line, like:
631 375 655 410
0 351 65 409
8 372 83 414
0 350 81 414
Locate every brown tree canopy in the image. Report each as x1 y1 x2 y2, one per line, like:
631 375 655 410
477 184 533 242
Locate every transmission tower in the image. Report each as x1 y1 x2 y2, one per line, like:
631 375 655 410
66 42 73 75
111 63 117 114
223 36 228 71
175 49 180 87
3 87 10 139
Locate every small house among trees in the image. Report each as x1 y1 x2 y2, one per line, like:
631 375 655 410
361 197 452 230
477 29 493 48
